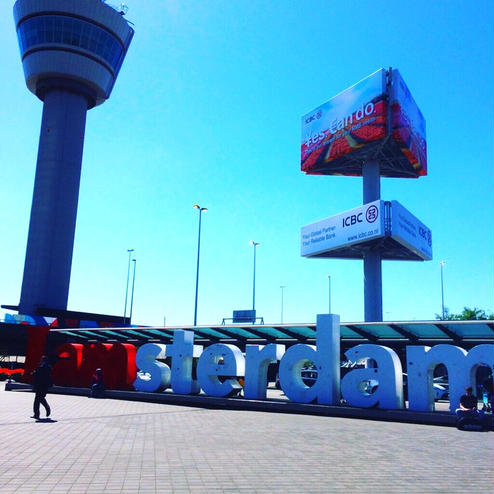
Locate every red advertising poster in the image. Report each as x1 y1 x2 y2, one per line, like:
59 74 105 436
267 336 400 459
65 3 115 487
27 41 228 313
390 69 427 176
301 69 427 178
301 69 387 175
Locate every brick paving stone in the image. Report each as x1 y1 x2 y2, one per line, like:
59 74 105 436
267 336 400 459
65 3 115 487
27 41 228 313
0 383 493 493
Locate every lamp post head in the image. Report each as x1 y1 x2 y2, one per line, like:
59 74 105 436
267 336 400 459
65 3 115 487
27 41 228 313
128 248 134 253
193 204 207 212
250 240 260 247
440 260 445 267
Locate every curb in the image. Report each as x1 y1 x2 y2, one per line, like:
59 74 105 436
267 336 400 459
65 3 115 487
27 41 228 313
5 381 493 430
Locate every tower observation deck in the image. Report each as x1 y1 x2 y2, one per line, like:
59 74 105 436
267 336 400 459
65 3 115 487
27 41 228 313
13 0 134 315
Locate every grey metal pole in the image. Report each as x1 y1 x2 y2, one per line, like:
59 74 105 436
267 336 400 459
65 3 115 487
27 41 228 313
123 248 134 325
280 285 286 323
253 245 257 311
327 275 331 313
364 251 383 321
250 241 260 311
193 205 207 326
363 160 381 203
363 160 382 322
440 261 445 320
129 259 136 324
194 210 202 326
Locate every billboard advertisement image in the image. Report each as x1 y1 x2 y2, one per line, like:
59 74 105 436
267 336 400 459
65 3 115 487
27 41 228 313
301 69 387 176
301 200 384 257
390 69 427 176
301 200 432 260
301 68 427 178
390 200 432 260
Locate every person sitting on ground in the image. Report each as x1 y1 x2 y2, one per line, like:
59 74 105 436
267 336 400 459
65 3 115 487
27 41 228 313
456 386 484 420
90 368 105 398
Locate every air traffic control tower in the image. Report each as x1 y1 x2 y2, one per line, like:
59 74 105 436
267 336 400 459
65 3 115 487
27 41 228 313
13 0 134 315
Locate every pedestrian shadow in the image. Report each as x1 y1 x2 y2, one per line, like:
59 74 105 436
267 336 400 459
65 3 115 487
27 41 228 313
35 418 57 423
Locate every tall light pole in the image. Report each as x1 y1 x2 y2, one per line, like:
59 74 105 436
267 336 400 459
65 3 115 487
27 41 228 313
280 285 287 323
327 275 331 314
250 241 260 312
129 258 137 325
193 205 207 326
123 248 134 325
440 260 445 320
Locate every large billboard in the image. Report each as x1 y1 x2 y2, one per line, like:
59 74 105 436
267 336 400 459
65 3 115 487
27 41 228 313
390 69 427 176
301 200 384 257
301 69 387 176
301 69 427 178
390 200 432 260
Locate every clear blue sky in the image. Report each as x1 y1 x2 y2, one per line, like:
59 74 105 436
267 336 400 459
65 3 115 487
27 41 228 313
1 0 493 326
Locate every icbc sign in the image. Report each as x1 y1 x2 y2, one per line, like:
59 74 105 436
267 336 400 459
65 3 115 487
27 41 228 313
301 200 384 258
342 205 378 228
342 213 363 228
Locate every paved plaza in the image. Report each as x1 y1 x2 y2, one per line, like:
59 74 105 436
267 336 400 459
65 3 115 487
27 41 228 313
0 384 492 494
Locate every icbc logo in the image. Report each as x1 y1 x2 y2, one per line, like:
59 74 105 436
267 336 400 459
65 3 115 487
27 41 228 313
419 226 432 246
366 205 378 223
342 213 362 227
304 110 323 124
342 205 379 228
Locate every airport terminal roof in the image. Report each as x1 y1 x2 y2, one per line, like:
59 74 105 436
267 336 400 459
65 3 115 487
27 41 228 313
46 320 494 348
2 320 493 356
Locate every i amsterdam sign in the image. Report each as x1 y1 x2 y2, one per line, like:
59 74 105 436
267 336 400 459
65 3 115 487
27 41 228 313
32 315 493 413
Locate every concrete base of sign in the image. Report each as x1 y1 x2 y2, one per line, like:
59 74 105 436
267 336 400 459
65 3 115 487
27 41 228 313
6 382 493 430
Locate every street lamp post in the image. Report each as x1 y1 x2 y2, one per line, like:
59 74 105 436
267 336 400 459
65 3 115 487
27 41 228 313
123 248 134 325
129 258 136 325
250 241 260 312
440 260 445 320
327 275 331 314
193 205 207 326
280 285 286 323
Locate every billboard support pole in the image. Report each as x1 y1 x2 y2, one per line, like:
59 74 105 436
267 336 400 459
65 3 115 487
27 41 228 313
363 160 383 322
363 160 380 203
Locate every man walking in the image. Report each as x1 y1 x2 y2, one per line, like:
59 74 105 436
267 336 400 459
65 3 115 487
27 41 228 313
31 356 52 420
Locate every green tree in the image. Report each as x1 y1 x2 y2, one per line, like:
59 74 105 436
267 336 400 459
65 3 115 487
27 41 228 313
436 307 494 320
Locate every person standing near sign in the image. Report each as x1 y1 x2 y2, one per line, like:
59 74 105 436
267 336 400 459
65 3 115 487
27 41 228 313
31 356 52 420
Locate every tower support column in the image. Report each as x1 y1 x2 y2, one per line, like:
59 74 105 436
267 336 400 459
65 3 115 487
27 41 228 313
19 89 88 314
364 250 383 322
362 160 382 322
